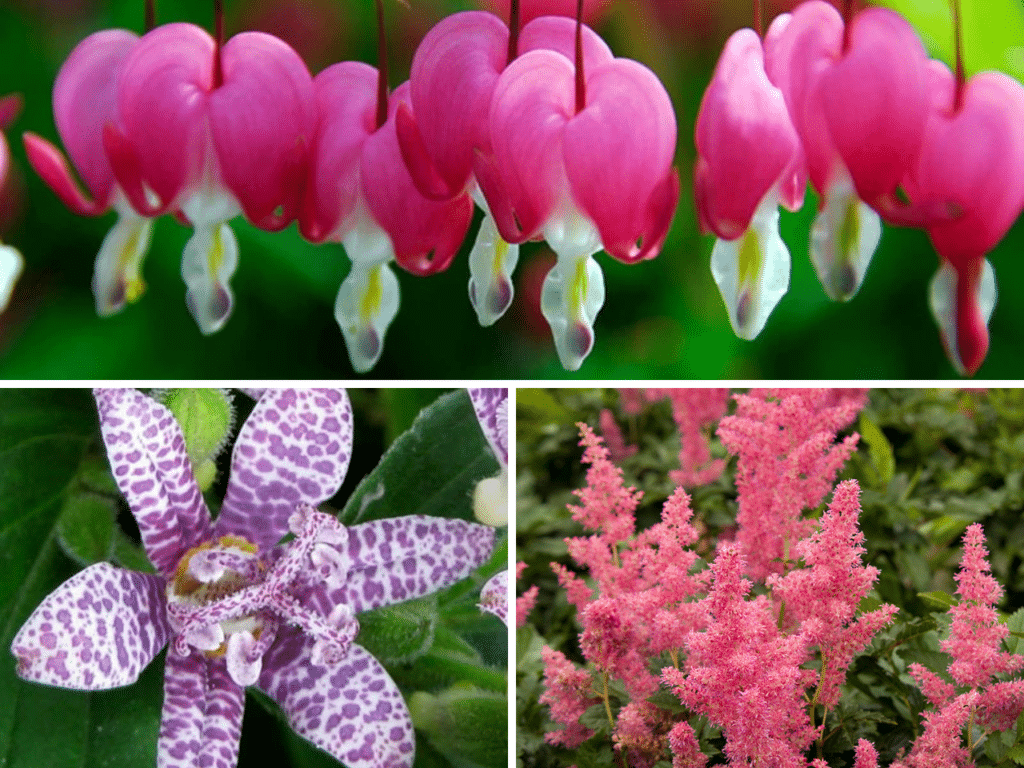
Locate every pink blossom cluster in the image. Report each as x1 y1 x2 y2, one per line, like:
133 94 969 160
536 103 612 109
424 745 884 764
897 525 1024 768
515 561 539 629
697 0 1024 374
534 389 908 768
29 0 678 374
717 388 866 581
604 388 730 485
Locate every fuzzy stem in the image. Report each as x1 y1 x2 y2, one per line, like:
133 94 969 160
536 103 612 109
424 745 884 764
145 0 156 32
950 0 966 112
574 0 586 114
375 0 390 130
506 0 521 65
212 0 224 88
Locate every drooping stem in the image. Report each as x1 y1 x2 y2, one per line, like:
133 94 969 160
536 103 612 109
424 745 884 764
574 0 586 114
212 0 224 88
950 0 966 112
375 0 389 129
754 0 763 38
506 0 520 65
145 0 156 32
842 0 855 51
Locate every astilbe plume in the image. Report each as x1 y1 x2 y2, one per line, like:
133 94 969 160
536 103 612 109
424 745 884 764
543 426 708 745
717 388 867 581
769 480 899 708
900 525 1024 767
599 408 637 461
663 545 818 768
516 561 539 629
539 645 601 749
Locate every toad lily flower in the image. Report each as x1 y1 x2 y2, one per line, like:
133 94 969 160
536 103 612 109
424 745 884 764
469 387 508 526
300 62 472 373
102 23 314 334
696 27 805 339
479 18 679 369
478 570 509 626
0 92 23 312
22 29 153 317
11 388 496 768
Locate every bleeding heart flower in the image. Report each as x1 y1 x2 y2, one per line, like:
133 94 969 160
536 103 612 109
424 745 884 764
23 29 155 317
696 27 804 340
894 63 1024 374
101 23 314 334
478 17 679 369
0 93 23 313
300 62 472 373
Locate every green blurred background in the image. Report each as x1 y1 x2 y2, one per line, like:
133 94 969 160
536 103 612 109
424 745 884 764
0 0 1021 378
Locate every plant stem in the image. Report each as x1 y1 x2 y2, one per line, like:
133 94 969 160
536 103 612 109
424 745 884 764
506 0 520 65
602 672 615 731
212 0 224 88
754 0 763 38
950 0 966 112
145 0 156 32
375 0 389 130
574 0 585 114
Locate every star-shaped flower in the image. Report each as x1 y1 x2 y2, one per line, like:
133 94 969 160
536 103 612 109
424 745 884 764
11 388 495 768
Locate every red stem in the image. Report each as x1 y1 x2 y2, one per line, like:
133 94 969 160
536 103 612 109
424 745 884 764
375 0 389 129
754 0 763 38
506 0 520 65
212 0 224 88
574 0 585 114
951 0 966 112
145 0 156 32
842 0 855 51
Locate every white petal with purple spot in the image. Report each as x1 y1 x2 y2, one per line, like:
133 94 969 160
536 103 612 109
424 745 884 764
468 388 508 467
11 562 170 690
217 389 352 551
158 654 245 768
259 630 415 768
94 388 214 578
478 570 508 626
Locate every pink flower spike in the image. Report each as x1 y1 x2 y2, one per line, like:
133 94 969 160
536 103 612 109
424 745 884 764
697 29 803 339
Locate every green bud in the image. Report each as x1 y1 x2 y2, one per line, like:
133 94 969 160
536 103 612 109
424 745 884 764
156 388 235 491
409 686 507 767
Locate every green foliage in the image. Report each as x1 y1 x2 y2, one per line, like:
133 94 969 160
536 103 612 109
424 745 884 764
516 388 1024 768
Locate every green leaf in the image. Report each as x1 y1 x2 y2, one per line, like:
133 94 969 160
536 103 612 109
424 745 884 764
918 590 957 612
579 703 611 732
357 595 438 666
56 492 116 567
1008 743 1024 767
410 687 508 768
859 414 895 486
1006 607 1024 654
341 391 499 526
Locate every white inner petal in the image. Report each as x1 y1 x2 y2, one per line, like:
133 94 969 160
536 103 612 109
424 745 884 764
929 258 997 375
468 211 519 327
92 197 154 317
710 197 791 341
0 243 23 313
810 175 881 302
182 221 240 335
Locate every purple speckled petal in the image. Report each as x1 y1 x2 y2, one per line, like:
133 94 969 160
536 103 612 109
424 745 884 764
217 389 352 551
158 653 245 768
468 388 508 467
259 628 415 768
478 570 508 626
94 388 213 579
11 562 169 690
316 516 496 615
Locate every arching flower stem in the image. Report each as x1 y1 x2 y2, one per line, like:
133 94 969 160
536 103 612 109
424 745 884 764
574 0 586 114
507 0 521 65
375 0 390 130
213 0 225 89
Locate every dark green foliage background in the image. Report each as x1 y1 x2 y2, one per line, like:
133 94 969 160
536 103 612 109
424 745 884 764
0 0 1021 378
0 388 508 768
516 388 1024 768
